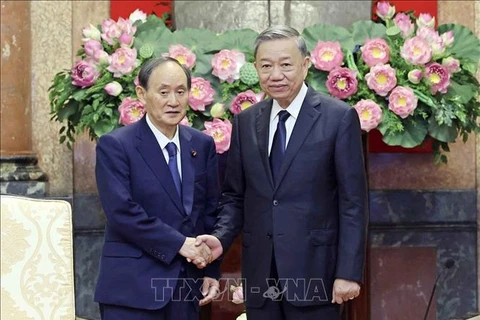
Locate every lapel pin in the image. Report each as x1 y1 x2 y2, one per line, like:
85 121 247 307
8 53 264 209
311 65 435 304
191 150 197 157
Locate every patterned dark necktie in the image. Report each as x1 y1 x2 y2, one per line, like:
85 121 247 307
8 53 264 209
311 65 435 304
270 110 290 184
165 142 182 198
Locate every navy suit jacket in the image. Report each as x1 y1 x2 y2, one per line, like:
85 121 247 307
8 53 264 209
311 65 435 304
94 116 220 310
213 86 368 308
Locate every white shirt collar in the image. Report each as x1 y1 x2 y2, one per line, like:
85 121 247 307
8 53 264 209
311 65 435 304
270 83 308 122
145 114 181 152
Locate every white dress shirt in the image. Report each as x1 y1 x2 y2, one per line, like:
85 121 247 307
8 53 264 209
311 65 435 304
268 83 308 155
146 114 182 180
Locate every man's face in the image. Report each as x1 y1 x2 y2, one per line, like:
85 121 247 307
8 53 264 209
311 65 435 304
255 38 310 108
136 62 188 137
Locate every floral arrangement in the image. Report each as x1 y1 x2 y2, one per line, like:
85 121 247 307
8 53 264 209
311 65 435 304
230 283 246 320
49 2 480 163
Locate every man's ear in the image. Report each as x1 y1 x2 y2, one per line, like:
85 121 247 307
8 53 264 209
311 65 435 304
135 85 147 104
303 56 311 79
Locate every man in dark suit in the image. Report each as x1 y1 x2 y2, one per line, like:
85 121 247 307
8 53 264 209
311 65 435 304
94 56 221 320
197 25 368 319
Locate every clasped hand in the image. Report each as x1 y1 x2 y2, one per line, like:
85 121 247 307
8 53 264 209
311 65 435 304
178 235 223 269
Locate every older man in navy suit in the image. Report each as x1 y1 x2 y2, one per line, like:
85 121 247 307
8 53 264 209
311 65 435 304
94 57 221 320
197 25 368 320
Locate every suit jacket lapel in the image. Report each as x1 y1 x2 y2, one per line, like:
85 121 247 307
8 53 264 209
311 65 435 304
179 126 194 217
274 88 322 191
255 100 275 189
135 117 185 215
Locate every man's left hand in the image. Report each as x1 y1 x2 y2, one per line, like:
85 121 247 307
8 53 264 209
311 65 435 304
199 277 220 306
331 278 360 304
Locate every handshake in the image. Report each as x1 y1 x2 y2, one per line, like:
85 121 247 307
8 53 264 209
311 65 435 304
178 235 223 269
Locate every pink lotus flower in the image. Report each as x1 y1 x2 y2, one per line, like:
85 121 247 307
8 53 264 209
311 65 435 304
179 116 192 126
365 64 397 96
116 17 137 38
101 19 122 45
400 36 432 65
361 38 390 67
232 285 244 304
167 44 196 70
104 81 123 96
408 69 422 84
129 9 147 23
94 50 110 65
134 75 140 87
119 33 134 47
442 57 460 74
376 1 395 20
353 99 383 132
84 40 103 56
211 49 246 84
424 63 450 94
118 97 145 125
203 119 232 154
326 67 358 100
388 86 418 119
107 47 138 77
394 13 415 38
71 60 99 88
416 26 439 42
82 24 101 42
416 27 445 57
310 41 344 71
210 103 225 118
441 31 454 48
417 13 435 29
188 77 215 111
84 56 98 68
230 90 265 114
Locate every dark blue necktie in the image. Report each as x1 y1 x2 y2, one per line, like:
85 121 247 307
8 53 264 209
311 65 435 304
166 142 182 198
270 110 290 184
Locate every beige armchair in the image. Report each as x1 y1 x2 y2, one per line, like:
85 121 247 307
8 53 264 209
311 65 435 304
1 195 76 320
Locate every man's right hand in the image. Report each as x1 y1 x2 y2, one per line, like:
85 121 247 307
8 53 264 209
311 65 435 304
179 237 212 269
194 235 223 263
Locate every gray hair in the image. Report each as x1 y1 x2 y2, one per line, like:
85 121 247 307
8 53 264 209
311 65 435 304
137 56 192 90
254 25 308 58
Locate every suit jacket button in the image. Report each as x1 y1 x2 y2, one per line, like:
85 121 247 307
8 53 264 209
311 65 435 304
160 254 166 260
266 233 272 239
273 200 279 206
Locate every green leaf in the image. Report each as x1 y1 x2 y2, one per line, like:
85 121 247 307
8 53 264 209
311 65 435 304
378 118 428 148
192 116 206 130
172 28 219 54
302 24 355 53
461 59 477 74
386 26 401 36
205 29 258 54
194 53 214 76
437 24 480 66
445 80 476 104
428 117 458 142
57 100 79 122
306 69 328 95
351 21 387 45
93 120 115 137
92 99 100 111
134 15 174 56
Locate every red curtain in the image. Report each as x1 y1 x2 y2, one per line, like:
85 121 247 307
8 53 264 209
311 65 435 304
110 0 172 26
